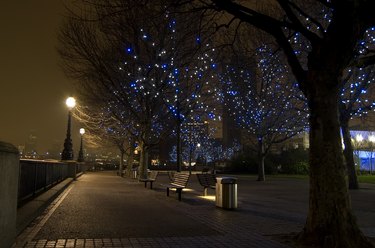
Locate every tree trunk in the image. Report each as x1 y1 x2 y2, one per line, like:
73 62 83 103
341 119 359 190
118 149 125 177
176 120 182 172
298 77 372 247
257 139 265 181
138 141 149 180
176 101 182 172
126 149 134 177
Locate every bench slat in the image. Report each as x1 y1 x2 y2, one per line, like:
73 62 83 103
162 172 190 201
196 174 216 196
139 171 159 189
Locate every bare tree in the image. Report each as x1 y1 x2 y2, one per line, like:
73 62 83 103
73 104 135 176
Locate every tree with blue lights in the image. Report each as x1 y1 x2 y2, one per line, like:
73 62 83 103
58 0 219 178
340 65 375 189
191 130 240 169
289 16 375 190
112 4 219 174
338 26 375 190
170 121 229 172
221 45 308 181
162 41 220 172
174 1 375 246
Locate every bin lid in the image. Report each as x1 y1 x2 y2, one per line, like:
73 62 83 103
217 177 237 184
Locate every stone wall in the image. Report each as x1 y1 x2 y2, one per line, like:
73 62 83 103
0 141 20 247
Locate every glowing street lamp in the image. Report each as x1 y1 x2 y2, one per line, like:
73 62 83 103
61 97 76 160
77 128 85 162
80 128 85 135
66 97 76 109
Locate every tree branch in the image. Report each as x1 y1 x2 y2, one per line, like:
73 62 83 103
276 0 322 42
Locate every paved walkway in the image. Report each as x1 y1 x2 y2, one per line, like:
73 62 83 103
13 171 375 247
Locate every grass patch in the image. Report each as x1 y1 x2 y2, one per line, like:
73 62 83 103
268 174 308 180
273 174 375 184
231 174 309 180
230 174 375 184
358 175 375 184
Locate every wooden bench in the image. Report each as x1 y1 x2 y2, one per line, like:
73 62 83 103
162 172 190 201
196 173 216 196
167 171 175 182
139 171 158 189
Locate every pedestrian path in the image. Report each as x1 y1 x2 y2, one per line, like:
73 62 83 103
13 171 375 247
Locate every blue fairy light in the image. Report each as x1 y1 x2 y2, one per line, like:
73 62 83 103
126 46 133 54
196 36 201 44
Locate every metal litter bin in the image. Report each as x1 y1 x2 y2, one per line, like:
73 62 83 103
216 177 237 209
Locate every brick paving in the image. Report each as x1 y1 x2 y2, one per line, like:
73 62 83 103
23 236 285 248
13 171 375 248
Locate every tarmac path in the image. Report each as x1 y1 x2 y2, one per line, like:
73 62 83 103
14 171 375 247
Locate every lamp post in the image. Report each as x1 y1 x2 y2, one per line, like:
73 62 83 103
61 97 76 160
196 143 201 166
188 123 193 175
77 128 85 162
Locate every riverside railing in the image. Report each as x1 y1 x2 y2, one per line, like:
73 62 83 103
18 159 79 205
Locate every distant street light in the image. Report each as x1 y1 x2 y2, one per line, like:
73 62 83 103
355 134 364 143
77 128 85 162
61 97 76 160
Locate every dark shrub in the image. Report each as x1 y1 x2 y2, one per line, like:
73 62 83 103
227 153 258 173
226 148 308 175
272 148 309 175
227 152 278 174
279 161 309 175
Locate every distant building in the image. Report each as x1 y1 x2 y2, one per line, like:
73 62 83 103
17 145 25 156
260 131 309 154
46 140 62 159
24 130 38 159
341 113 375 172
272 113 375 172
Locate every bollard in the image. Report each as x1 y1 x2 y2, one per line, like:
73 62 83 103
0 141 20 247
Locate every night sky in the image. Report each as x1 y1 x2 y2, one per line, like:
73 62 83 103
0 1 80 153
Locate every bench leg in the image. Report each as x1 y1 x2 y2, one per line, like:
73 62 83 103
204 187 208 196
150 182 153 189
177 188 182 201
144 182 147 188
167 187 170 196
